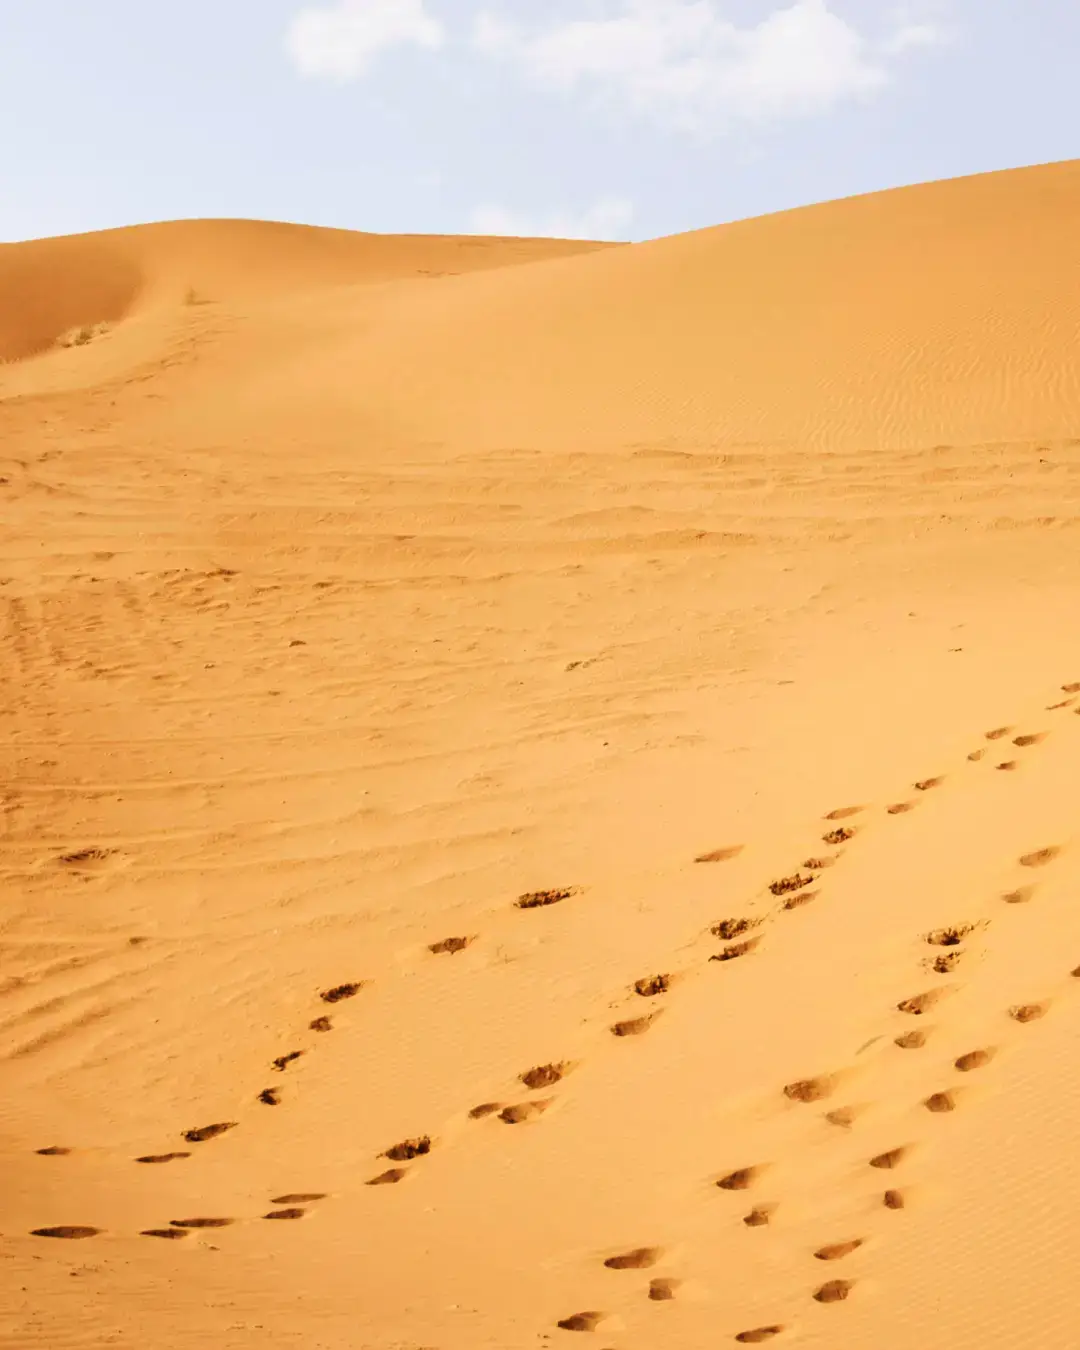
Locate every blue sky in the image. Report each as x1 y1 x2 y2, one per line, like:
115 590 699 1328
1 1 1077 243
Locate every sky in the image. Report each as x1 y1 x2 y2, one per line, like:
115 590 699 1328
1 0 1077 244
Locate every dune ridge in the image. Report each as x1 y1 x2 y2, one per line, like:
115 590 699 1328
2 160 1080 1350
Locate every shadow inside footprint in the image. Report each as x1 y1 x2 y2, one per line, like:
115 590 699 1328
517 888 580 910
367 1168 407 1185
36 1146 72 1156
272 1193 327 1204
769 873 814 896
499 1100 552 1124
309 1016 333 1032
634 974 671 996
914 777 944 791
695 846 744 862
783 1076 836 1103
272 1051 303 1072
383 1136 431 1161
711 937 761 962
604 1247 662 1269
429 936 473 954
1019 847 1060 868
468 1102 505 1119
955 1049 994 1072
521 1062 571 1089
894 1030 927 1049
141 1228 187 1240
31 1226 100 1239
182 1123 236 1144
712 918 760 941
1010 1003 1047 1023
649 1278 679 1301
869 1147 908 1170
170 1217 234 1229
883 1189 905 1210
258 1088 281 1106
814 1239 863 1261
264 1208 306 1220
557 1312 605 1332
743 1207 774 1227
717 1166 763 1191
136 1152 190 1164
814 1280 854 1303
897 990 947 1015
736 1328 785 1343
611 1014 661 1036
320 982 364 1003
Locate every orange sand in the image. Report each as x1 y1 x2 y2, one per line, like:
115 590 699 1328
3 160 1080 1350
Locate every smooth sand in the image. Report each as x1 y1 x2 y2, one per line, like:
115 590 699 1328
2 160 1080 1350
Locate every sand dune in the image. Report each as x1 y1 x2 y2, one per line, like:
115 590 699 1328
3 163 1080 1350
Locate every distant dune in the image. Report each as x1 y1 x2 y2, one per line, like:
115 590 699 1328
3 161 1080 1350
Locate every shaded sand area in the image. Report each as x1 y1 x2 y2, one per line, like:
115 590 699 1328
2 160 1080 1349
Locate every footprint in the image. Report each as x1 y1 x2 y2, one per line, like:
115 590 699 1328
320 982 364 1003
1003 887 1035 904
272 1051 303 1072
712 918 760 941
825 807 862 820
383 1136 432 1161
822 824 857 845
985 727 1013 740
367 1168 407 1185
869 1147 908 1170
814 1239 864 1261
1062 683 1080 693
648 1278 680 1301
141 1228 188 1240
894 1030 928 1049
517 888 580 910
604 1247 662 1270
886 802 916 814
182 1122 237 1143
743 1207 775 1227
813 1280 854 1303
612 1013 662 1036
802 856 838 870
429 936 473 954
929 951 962 974
1019 847 1061 868
735 1328 785 1343
170 1217 234 1229
825 1107 859 1128
914 777 944 792
499 1100 552 1124
309 1016 333 1032
634 974 672 996
955 1049 994 1072
897 989 948 1015
264 1208 306 1220
996 761 1018 772
258 1088 281 1106
711 938 761 961
520 1063 572 1090
1013 733 1046 747
36 1146 71 1156
695 846 744 863
271 1193 327 1204
557 1312 606 1332
968 749 987 762
1047 699 1075 710
769 873 815 897
926 925 972 946
717 1166 765 1191
136 1152 190 1164
31 1226 100 1239
781 890 818 912
924 1091 957 1113
469 1102 506 1119
783 1076 837 1103
1010 1002 1048 1023
883 1189 906 1210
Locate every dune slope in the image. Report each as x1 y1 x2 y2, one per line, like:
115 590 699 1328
2 166 1080 1350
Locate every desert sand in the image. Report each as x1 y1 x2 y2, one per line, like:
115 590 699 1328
2 158 1080 1350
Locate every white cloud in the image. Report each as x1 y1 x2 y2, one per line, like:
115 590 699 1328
286 0 444 80
469 196 635 240
884 22 947 54
473 0 945 134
